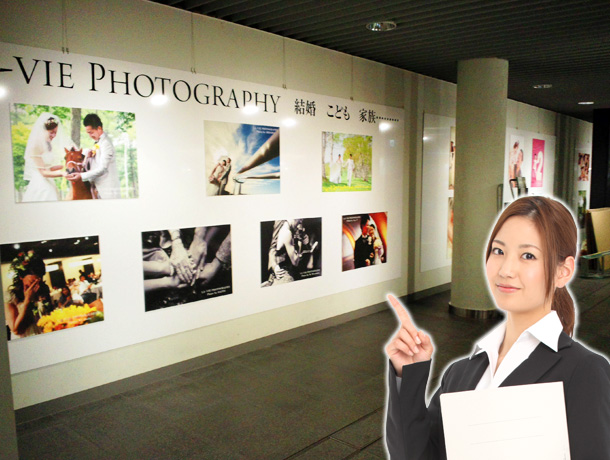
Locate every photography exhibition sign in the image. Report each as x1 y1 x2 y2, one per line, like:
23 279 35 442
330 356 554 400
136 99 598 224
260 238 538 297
0 42 404 373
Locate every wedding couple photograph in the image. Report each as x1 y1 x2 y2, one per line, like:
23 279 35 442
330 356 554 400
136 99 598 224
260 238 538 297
10 103 139 203
342 212 387 271
322 131 373 192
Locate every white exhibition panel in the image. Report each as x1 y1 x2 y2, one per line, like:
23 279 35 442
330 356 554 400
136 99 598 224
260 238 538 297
576 146 592 197
576 145 592 228
421 116 557 273
0 42 404 373
503 128 556 203
421 113 454 272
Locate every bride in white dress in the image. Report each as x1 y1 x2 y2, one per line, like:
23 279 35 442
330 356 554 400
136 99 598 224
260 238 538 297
329 153 343 184
22 113 66 202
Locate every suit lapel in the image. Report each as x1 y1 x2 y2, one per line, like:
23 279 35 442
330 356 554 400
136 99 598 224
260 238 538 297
499 332 573 387
462 353 490 391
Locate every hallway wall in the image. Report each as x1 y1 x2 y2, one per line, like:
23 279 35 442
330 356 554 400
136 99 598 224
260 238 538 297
0 0 591 409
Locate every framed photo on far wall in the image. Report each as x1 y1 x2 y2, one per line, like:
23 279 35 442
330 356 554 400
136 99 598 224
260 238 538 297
578 190 588 229
10 103 138 203
508 134 525 189
141 225 232 312
322 131 372 192
578 153 590 181
449 126 456 190
204 121 279 196
0 236 104 341
342 212 387 271
261 218 322 286
531 138 545 187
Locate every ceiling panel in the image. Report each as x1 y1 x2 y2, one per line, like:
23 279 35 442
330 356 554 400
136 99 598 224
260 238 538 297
149 0 610 121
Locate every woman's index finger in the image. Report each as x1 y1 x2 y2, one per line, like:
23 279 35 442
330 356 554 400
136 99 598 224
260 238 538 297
387 294 415 328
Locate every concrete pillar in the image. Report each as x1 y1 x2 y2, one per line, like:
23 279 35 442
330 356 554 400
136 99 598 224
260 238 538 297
450 58 508 316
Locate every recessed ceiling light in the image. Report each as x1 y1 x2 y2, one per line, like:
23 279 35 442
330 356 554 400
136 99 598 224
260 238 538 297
366 21 397 32
532 84 552 89
578 101 594 105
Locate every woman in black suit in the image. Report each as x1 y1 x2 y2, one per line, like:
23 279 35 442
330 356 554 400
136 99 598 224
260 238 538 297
385 196 610 459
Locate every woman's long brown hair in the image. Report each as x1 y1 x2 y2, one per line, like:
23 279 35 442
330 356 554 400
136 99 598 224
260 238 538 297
485 196 577 336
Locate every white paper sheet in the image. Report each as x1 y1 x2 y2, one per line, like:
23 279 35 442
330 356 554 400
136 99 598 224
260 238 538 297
440 382 570 460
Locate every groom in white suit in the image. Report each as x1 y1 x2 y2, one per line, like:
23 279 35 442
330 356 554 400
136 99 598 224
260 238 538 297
66 113 121 199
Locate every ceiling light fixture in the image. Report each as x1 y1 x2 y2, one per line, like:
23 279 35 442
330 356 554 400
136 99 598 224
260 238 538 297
366 21 397 32
532 84 552 89
578 101 594 105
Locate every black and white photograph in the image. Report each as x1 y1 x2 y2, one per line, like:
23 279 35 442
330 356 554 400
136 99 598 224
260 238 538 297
260 218 322 287
141 225 232 311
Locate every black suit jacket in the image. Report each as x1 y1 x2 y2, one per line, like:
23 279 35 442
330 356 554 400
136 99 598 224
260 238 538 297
386 333 610 460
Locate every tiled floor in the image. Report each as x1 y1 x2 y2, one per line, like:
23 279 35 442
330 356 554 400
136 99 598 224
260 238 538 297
16 276 610 459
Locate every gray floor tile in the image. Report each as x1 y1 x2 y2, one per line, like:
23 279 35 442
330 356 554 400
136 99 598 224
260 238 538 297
332 410 384 449
291 438 356 460
579 305 610 328
176 398 328 459
181 359 269 398
231 342 318 377
358 438 389 459
55 395 189 457
298 377 386 438
277 333 363 363
572 278 610 310
15 277 609 460
16 414 61 435
286 361 373 401
18 424 110 460
122 375 227 422
349 448 387 460
325 321 392 350
325 345 387 378
348 376 387 417
239 371 320 414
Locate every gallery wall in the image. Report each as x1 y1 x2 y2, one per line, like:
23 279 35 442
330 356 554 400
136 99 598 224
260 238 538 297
1 0 413 409
0 0 593 409
2 38 406 370
410 81 591 293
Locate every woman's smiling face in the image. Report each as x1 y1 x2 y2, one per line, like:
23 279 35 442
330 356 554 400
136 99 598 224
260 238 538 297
46 126 58 141
486 216 550 317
